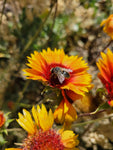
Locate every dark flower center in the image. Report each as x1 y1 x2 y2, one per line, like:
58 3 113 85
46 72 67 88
50 66 72 86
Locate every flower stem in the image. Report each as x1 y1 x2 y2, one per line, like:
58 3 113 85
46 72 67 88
20 7 53 57
73 113 113 127
90 39 112 65
78 109 107 118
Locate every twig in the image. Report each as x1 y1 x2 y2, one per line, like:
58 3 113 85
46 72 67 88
44 1 58 47
7 128 22 132
78 109 107 118
90 39 112 65
73 114 113 127
20 6 53 57
0 0 7 25
17 80 30 104
11 80 31 113
51 1 57 31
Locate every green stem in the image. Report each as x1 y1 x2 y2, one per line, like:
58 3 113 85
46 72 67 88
20 6 53 57
13 80 31 112
72 114 113 127
17 80 30 104
78 109 107 118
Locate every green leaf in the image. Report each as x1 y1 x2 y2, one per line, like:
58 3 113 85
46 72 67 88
90 102 110 115
96 88 105 93
5 119 14 128
1 129 8 135
0 134 7 145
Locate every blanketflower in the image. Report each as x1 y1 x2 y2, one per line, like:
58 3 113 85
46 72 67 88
101 14 113 39
5 104 79 150
23 48 92 98
0 111 5 128
97 48 113 106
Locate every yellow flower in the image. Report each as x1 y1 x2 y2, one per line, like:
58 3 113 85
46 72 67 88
5 104 79 150
23 48 92 98
61 130 79 149
101 14 113 39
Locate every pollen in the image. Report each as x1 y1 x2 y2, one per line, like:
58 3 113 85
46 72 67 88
22 129 64 150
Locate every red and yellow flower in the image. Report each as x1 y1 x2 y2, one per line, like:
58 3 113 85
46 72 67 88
23 48 92 98
97 48 113 106
101 14 113 39
0 111 5 128
5 104 79 150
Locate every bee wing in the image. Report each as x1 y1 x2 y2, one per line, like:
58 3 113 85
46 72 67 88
57 73 65 84
62 68 72 73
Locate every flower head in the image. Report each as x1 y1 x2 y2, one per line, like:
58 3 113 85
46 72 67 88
0 111 5 128
101 14 113 39
97 48 113 106
6 104 79 150
23 48 92 97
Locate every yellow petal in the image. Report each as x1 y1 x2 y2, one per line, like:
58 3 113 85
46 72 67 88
32 106 39 126
61 130 79 148
5 148 22 150
54 99 77 125
16 110 36 134
37 104 54 131
54 100 65 124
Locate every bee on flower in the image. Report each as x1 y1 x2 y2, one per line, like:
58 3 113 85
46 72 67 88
5 104 79 150
23 48 92 124
23 48 92 99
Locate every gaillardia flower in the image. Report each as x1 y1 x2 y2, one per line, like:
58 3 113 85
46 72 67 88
6 104 79 150
0 111 5 128
97 48 113 106
23 48 92 97
101 14 113 39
